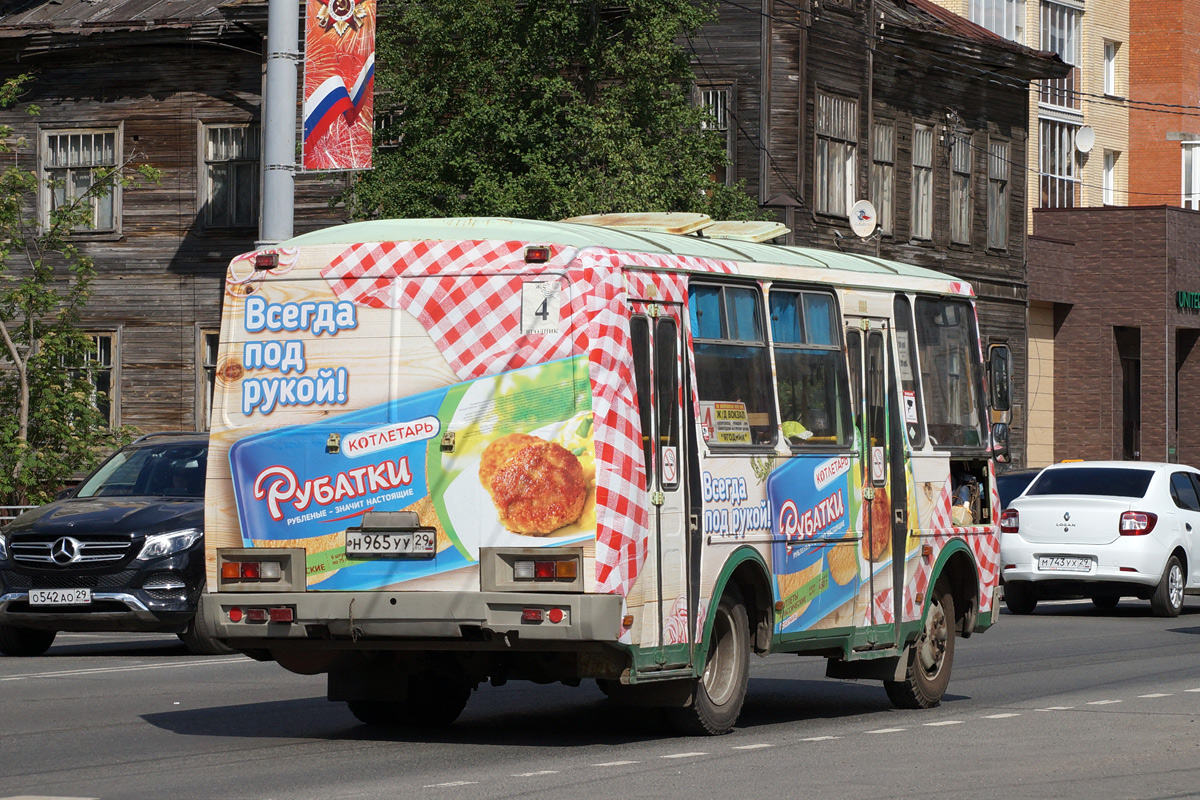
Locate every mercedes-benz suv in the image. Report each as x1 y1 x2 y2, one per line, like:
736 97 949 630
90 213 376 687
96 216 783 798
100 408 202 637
0 432 229 656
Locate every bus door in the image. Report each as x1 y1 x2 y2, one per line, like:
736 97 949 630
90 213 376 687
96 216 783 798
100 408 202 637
845 317 898 647
629 302 690 665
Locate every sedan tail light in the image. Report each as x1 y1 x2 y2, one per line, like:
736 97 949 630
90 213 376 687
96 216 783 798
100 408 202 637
1119 511 1157 536
1000 509 1019 534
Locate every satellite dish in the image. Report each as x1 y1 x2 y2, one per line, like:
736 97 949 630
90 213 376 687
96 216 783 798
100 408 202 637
1075 126 1095 154
849 199 878 238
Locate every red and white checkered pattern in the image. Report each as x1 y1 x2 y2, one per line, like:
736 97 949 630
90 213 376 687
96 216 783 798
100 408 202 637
319 239 737 598
901 474 1001 623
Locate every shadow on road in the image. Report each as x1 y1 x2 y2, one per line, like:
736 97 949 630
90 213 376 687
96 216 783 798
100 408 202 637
139 674 929 745
33 635 191 659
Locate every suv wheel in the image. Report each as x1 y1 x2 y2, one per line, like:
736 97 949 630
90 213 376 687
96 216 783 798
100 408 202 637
179 606 236 655
0 625 56 657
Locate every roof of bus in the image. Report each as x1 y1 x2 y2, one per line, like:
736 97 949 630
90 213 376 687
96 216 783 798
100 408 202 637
282 217 958 284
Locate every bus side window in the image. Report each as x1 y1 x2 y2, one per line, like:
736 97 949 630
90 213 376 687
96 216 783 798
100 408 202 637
846 328 864 439
769 288 851 447
655 316 679 488
687 282 777 446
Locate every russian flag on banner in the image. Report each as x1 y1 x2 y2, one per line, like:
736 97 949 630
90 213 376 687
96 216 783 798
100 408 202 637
304 53 375 147
302 0 375 172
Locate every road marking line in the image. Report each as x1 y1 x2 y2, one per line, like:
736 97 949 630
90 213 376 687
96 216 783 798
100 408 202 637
983 713 1021 719
0 796 98 800
923 720 964 726
424 782 479 788
0 658 246 682
1139 693 1172 698
867 728 906 734
592 761 639 767
732 743 773 750
1086 700 1122 705
511 771 558 777
1186 688 1200 693
801 736 841 741
661 752 707 759
1036 706 1074 711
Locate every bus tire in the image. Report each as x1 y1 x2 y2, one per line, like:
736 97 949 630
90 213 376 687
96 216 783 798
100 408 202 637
0 625 55 657
884 584 954 710
346 699 406 727
667 585 750 736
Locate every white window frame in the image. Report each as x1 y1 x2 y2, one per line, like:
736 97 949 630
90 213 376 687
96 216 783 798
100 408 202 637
1040 117 1079 208
698 84 736 186
987 140 1010 249
871 121 895 235
950 130 973 245
969 0 1025 43
72 331 119 427
1184 143 1200 210
814 91 858 218
1103 150 1117 205
1104 41 1119 97
201 122 261 229
912 123 934 241
39 125 122 234
1039 0 1082 111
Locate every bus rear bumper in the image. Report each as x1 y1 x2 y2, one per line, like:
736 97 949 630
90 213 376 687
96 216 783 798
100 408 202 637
202 590 625 646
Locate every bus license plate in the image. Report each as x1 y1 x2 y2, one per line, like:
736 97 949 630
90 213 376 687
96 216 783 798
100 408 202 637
1038 556 1092 573
345 530 436 558
29 588 92 605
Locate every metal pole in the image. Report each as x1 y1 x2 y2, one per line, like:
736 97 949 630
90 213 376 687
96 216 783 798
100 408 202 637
259 0 300 246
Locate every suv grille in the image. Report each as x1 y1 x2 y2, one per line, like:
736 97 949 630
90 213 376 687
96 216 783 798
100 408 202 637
1 570 141 591
11 534 132 565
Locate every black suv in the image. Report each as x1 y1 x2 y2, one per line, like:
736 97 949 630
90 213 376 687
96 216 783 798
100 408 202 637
0 432 229 656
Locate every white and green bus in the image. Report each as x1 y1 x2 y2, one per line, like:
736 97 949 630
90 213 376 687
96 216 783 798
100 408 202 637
202 214 1011 735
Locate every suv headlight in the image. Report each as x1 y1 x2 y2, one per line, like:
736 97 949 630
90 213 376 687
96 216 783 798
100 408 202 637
136 528 202 561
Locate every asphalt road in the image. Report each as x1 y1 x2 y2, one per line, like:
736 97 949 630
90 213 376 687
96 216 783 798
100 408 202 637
3 597 1200 800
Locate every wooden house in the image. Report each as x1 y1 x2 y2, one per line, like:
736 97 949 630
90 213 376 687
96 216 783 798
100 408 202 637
0 0 347 433
693 0 1068 466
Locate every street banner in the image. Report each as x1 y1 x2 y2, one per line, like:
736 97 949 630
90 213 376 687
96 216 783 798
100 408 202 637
302 0 375 171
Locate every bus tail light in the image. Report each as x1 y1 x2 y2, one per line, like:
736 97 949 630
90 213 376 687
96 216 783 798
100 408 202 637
216 548 305 591
1000 509 1019 534
1119 511 1157 536
480 547 585 592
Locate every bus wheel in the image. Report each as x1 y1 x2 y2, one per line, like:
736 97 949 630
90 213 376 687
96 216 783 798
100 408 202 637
346 672 471 729
346 699 406 727
885 584 955 710
667 585 750 736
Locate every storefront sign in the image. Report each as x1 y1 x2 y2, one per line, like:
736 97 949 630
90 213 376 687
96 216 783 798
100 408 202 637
1177 291 1200 310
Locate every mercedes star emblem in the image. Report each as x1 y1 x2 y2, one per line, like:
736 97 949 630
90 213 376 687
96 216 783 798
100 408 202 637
51 536 80 565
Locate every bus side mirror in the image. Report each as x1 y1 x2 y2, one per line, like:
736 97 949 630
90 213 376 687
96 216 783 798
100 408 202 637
988 344 1012 415
992 422 1010 464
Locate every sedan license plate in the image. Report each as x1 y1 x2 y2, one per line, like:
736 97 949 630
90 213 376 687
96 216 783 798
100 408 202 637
345 530 436 558
29 588 92 605
1038 556 1093 573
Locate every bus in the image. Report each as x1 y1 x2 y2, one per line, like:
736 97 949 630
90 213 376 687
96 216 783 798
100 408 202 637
201 214 1012 735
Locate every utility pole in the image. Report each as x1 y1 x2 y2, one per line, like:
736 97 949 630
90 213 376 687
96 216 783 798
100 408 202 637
259 0 300 246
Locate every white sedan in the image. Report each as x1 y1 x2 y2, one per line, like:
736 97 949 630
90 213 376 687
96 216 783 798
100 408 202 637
999 461 1200 617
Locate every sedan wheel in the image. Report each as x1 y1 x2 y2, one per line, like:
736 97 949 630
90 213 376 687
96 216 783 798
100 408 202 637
1150 556 1185 618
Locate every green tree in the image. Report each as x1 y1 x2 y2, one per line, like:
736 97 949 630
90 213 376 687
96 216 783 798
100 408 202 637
0 74 158 506
346 0 759 221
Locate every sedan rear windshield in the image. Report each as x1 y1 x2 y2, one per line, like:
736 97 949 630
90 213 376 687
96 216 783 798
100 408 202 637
1026 468 1154 499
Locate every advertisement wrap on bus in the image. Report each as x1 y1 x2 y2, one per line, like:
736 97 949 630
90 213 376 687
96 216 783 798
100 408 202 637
202 215 1011 735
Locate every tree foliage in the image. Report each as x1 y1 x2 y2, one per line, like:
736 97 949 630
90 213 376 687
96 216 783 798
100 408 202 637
345 0 759 221
0 74 158 506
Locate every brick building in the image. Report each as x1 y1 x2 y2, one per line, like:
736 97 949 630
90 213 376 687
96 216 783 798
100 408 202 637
1128 0 1200 207
1029 205 1200 465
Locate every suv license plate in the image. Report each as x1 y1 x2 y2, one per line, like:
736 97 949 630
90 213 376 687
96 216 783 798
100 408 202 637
1038 556 1092 573
345 530 436 558
29 588 92 605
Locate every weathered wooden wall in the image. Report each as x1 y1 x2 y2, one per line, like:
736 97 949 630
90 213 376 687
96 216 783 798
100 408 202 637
0 35 347 433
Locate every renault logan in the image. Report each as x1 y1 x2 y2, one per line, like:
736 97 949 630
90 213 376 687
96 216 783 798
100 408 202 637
1000 461 1200 617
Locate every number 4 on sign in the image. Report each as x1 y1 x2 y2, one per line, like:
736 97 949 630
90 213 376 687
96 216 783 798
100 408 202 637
521 281 562 335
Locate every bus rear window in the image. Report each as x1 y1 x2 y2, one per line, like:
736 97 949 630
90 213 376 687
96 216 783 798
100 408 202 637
1026 468 1154 499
